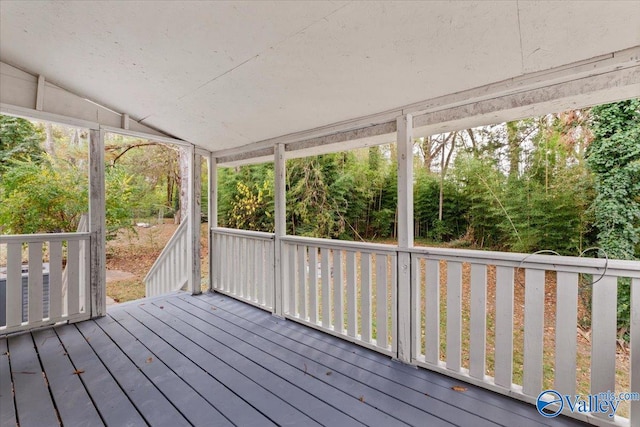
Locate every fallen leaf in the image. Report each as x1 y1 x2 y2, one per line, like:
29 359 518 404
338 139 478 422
424 393 430 397
211 306 217 311
358 395 365 403
451 385 467 392
146 357 153 364
326 371 332 376
303 363 308 375
139 303 146 306
2 351 8 356
159 306 164 309
73 369 85 375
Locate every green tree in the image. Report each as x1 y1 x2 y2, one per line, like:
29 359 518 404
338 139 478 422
587 99 640 260
0 157 86 233
0 115 45 174
586 99 640 331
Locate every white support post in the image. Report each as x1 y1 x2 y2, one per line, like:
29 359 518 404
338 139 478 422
396 114 413 363
208 154 217 292
188 145 202 295
273 143 286 317
89 129 106 317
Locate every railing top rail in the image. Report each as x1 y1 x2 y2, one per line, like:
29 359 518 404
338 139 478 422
0 232 91 243
281 235 398 255
410 246 640 277
212 227 275 241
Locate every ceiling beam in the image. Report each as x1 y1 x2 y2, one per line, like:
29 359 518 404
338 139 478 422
214 46 640 166
0 61 186 144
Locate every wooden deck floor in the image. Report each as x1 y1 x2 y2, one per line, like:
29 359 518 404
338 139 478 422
1 291 587 427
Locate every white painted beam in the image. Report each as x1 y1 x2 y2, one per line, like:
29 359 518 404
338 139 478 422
208 154 218 293
273 143 286 317
187 146 202 295
213 48 639 165
1 61 182 139
89 129 106 317
396 114 413 363
413 64 640 136
397 115 414 250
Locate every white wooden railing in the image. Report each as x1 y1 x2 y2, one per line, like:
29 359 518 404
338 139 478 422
281 236 398 356
210 229 640 426
211 228 275 310
409 247 640 426
144 219 189 297
0 232 91 335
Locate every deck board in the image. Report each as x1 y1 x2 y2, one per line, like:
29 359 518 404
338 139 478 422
131 302 323 427
175 295 532 427
153 299 402 427
8 332 59 427
32 328 104 427
0 291 589 427
192 294 548 427
55 323 147 426
0 338 17 426
109 309 272 427
93 315 232 427
163 297 455 426
75 320 190 427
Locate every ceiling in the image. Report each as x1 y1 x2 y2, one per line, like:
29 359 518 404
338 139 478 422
1 1 639 153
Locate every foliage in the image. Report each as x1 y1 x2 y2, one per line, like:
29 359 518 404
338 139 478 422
587 99 640 330
0 157 86 233
0 115 45 174
414 168 468 241
587 99 640 260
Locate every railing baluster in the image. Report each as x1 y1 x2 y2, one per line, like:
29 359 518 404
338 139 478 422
28 242 44 324
232 236 239 296
361 252 372 343
241 237 247 297
495 266 514 389
425 259 440 364
523 268 545 396
469 263 487 380
632 277 640 426
256 240 263 305
410 254 420 360
248 238 255 301
6 243 22 327
346 250 357 338
49 241 63 320
222 234 229 291
267 239 274 310
333 249 344 333
446 261 462 372
297 245 307 320
391 255 397 355
376 253 388 350
591 275 617 407
555 271 578 396
67 239 80 316
288 244 296 315
309 247 318 324
321 248 330 328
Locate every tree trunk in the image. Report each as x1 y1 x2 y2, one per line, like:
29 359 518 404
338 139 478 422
506 121 520 178
44 123 55 156
177 147 189 224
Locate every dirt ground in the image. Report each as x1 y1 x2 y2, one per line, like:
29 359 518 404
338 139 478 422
105 221 209 303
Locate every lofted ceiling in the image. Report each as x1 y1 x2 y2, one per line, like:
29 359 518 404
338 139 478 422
1 1 639 155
